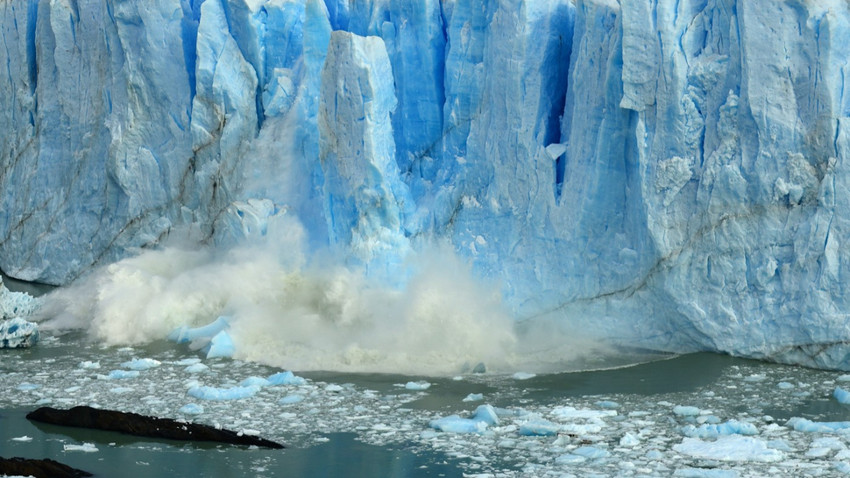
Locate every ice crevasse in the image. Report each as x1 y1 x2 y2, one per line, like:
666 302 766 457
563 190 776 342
1 0 850 369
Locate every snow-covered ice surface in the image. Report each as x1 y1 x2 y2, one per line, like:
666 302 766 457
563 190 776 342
7 336 850 476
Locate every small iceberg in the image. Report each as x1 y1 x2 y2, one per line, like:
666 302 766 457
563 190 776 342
168 316 235 359
0 317 39 348
430 405 499 434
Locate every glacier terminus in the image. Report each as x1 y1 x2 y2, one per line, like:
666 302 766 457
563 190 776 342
2 0 850 370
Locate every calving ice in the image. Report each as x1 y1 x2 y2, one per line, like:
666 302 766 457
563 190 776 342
1 0 849 371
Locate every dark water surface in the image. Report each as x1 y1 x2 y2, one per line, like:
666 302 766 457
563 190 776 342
0 407 462 477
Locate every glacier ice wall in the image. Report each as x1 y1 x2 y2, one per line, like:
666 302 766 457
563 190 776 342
2 0 850 368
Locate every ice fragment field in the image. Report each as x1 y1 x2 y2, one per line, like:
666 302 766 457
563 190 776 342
5 336 850 477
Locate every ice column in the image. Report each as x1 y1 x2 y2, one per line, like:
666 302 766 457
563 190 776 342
318 31 412 278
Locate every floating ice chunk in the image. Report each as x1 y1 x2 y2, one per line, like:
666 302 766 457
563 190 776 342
11 436 33 442
110 387 134 394
812 437 846 451
572 446 610 459
121 358 161 370
512 372 536 380
240 376 272 388
430 404 499 434
63 442 98 453
673 436 785 462
673 405 702 416
168 316 231 344
188 385 260 400
16 383 40 391
405 381 431 391
79 361 100 369
519 418 560 436
777 382 794 389
267 371 306 386
185 363 209 373
325 384 344 392
204 331 235 359
680 420 758 438
620 433 640 447
838 375 850 382
463 393 484 402
743 374 767 382
697 415 722 425
835 387 850 404
179 403 204 415
472 405 499 426
279 395 303 405
429 415 488 434
551 406 617 420
555 453 586 464
806 446 832 458
673 468 739 478
174 358 201 365
786 417 850 432
0 318 39 348
596 401 619 409
646 450 665 461
105 370 140 380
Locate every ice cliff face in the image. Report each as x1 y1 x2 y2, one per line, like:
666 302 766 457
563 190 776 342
2 0 850 368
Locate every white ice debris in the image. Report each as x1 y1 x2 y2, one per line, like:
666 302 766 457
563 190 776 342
267 371 306 386
120 358 161 370
512 372 536 380
188 385 259 401
102 370 140 380
404 381 431 391
63 442 99 453
179 403 204 415
680 420 758 438
279 395 303 405
673 436 785 462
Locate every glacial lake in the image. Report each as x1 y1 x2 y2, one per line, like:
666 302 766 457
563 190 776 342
4 332 850 477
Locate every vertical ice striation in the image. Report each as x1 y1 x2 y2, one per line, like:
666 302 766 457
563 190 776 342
0 0 192 283
318 31 411 275
3 0 850 368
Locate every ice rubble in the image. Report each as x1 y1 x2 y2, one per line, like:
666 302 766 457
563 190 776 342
6 339 850 476
0 278 41 348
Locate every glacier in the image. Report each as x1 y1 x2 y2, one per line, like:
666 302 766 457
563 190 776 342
2 0 850 369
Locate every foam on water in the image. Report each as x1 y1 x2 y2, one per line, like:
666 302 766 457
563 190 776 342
32 214 621 375
34 244 511 375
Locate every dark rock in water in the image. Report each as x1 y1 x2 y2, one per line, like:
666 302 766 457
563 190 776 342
27 406 284 449
0 456 92 478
